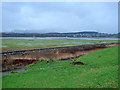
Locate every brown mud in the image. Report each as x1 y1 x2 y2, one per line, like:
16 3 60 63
72 62 84 65
2 43 119 71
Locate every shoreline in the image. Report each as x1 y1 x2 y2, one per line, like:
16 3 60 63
1 37 119 40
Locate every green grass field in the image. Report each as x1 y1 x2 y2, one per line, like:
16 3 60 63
1 39 117 48
2 46 118 88
1 39 117 52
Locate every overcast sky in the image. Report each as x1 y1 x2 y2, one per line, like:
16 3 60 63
2 2 118 33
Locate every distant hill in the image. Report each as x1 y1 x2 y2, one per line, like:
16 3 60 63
1 31 118 38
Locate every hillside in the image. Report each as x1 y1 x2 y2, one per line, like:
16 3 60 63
2 46 118 88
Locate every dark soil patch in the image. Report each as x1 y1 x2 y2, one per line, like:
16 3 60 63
12 59 39 65
2 59 39 72
72 61 84 65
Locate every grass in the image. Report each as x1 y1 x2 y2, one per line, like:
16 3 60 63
1 39 117 52
2 46 118 88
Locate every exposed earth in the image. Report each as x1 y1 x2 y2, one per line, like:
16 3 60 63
2 43 119 72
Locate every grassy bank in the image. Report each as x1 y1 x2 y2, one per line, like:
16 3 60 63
2 46 118 88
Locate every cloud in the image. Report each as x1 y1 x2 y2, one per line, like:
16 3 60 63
2 2 118 33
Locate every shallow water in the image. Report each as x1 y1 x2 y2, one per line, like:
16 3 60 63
71 42 81 45
17 43 32 46
0 46 8 47
27 43 32 46
1 37 119 40
2 65 64 76
2 69 28 76
17 43 26 45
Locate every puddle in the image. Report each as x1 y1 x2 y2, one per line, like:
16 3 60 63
103 42 107 43
63 42 70 44
2 65 63 76
37 65 63 70
2 69 28 76
17 43 26 45
0 46 8 47
35 43 46 45
71 42 93 45
17 43 32 46
86 42 93 44
72 42 81 45
47 65 63 68
27 43 32 46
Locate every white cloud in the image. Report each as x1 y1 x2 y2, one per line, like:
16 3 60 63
2 2 118 33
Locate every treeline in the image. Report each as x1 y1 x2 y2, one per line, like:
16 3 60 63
0 32 119 38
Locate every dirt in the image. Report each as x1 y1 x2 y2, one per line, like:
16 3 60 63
2 43 119 71
2 59 38 72
106 44 118 48
12 59 38 65
72 62 84 65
